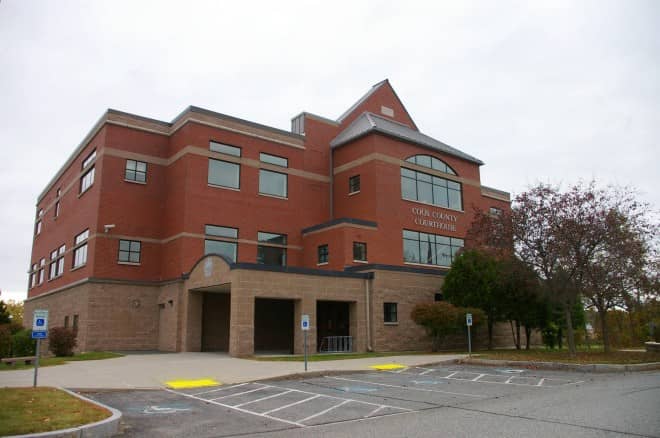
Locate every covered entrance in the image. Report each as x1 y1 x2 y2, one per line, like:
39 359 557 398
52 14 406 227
254 298 294 354
201 289 231 352
317 300 351 352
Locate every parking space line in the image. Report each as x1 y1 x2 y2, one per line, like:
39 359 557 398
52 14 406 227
446 371 459 378
328 376 487 398
192 383 248 396
297 400 351 424
165 388 306 428
419 369 433 375
211 386 269 400
536 378 546 387
365 405 386 418
472 374 486 382
505 376 515 384
234 389 294 408
263 394 321 415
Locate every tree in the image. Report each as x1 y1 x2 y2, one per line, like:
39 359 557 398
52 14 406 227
442 249 504 349
0 301 10 325
4 300 23 326
410 302 484 351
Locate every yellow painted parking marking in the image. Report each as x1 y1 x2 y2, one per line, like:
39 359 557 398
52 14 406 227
370 363 406 371
165 378 220 389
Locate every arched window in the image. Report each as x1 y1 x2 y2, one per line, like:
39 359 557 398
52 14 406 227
405 155 456 175
401 155 462 210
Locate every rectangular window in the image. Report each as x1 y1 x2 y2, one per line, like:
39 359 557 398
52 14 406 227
64 315 69 328
30 263 38 288
38 258 45 284
35 220 42 235
208 159 240 189
125 159 147 182
257 232 287 266
210 141 241 157
349 175 360 194
259 169 287 197
384 302 398 323
80 167 95 193
54 201 60 218
204 225 238 262
118 240 141 263
402 229 464 267
49 245 65 279
82 150 96 169
260 153 288 167
401 167 463 211
489 206 503 216
49 249 58 279
353 242 367 262
318 244 329 264
73 229 89 268
73 314 79 331
57 245 65 276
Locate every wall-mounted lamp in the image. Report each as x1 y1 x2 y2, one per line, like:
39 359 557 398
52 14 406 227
104 224 116 233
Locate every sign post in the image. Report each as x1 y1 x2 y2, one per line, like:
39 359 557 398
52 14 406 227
301 314 310 371
31 309 49 388
466 313 473 358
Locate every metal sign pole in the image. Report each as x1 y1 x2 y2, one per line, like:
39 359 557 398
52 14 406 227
467 325 472 358
304 330 308 372
33 338 41 388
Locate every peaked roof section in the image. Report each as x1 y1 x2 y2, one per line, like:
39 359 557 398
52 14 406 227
336 79 419 131
330 112 484 165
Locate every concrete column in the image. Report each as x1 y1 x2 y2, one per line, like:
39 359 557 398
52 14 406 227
294 296 316 354
183 290 203 352
229 286 255 357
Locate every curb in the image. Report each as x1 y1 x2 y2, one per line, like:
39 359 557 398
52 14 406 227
6 387 122 438
458 358 660 373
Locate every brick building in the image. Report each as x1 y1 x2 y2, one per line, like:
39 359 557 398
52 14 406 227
25 80 511 356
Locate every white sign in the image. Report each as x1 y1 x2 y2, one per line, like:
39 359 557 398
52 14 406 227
32 309 49 331
301 314 310 331
466 313 473 327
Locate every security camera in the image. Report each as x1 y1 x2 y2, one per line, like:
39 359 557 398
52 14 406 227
104 224 116 233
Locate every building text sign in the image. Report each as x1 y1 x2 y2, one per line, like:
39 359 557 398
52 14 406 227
411 207 458 232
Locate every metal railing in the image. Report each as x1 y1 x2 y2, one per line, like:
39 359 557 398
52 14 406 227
319 336 353 353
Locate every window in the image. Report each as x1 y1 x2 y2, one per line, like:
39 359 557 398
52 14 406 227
82 150 96 169
49 245 66 279
353 242 367 262
64 316 69 328
259 153 288 197
210 141 241 157
434 293 444 301
318 244 329 264
489 206 502 216
118 240 141 263
35 220 42 236
402 230 464 267
384 303 398 323
30 263 38 288
125 160 147 182
260 153 288 167
73 314 79 331
73 229 89 268
405 154 456 175
204 225 238 262
257 232 287 266
38 258 45 284
349 175 360 194
80 167 95 193
54 201 60 218
208 159 240 189
401 168 462 210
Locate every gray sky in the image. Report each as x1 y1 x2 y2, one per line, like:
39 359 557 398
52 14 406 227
1 0 658 302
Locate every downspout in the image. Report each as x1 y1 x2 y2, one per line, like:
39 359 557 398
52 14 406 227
365 276 373 351
329 145 334 220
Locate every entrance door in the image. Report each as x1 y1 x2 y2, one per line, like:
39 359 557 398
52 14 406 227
201 292 230 351
316 301 350 352
254 298 294 354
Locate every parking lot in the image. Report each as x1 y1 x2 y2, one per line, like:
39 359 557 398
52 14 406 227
87 364 659 437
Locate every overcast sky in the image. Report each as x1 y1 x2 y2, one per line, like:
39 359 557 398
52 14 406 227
1 0 658 302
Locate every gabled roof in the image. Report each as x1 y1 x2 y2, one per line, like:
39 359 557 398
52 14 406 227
330 112 484 165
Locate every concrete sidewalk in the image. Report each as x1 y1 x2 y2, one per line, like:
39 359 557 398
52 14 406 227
0 352 465 389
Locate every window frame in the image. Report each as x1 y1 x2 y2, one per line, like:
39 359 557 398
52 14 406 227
73 229 90 268
125 159 148 183
80 166 95 194
259 152 288 168
353 242 367 262
210 141 241 157
402 229 464 267
118 239 141 264
82 150 96 169
258 168 288 198
383 302 398 324
401 167 463 211
317 244 329 264
349 175 361 194
208 158 241 190
257 231 287 266
204 224 239 262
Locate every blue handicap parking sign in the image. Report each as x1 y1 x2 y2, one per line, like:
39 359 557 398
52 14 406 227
36 318 45 327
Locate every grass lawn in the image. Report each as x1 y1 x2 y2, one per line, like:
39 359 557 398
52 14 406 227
254 351 452 362
0 387 111 436
476 347 660 364
0 351 123 371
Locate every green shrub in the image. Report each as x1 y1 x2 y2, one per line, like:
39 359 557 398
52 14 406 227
542 323 559 349
11 329 37 357
0 325 11 358
411 302 484 351
48 327 77 357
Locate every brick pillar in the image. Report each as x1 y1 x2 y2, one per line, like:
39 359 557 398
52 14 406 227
294 296 316 354
182 290 203 352
229 287 255 357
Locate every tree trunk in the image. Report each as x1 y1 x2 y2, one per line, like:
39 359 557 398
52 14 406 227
564 306 576 356
509 320 517 348
599 308 610 353
515 320 521 350
525 326 532 350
